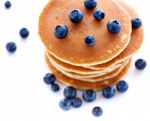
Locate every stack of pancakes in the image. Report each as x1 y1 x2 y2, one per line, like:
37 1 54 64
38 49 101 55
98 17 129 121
39 0 144 90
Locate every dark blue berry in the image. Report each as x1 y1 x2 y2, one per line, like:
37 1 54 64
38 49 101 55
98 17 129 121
132 18 142 29
63 86 77 99
54 25 68 39
84 0 97 10
51 83 60 92
82 89 96 102
135 59 147 70
43 73 56 84
59 98 72 110
5 1 11 9
92 106 103 117
20 28 29 39
84 35 95 46
102 86 116 98
107 20 122 34
69 9 83 23
94 9 105 21
116 81 128 93
6 42 17 53
72 97 82 108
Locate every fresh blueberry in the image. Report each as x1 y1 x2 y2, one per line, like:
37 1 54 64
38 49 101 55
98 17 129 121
63 86 77 99
43 73 56 84
54 25 68 39
107 20 122 34
116 81 128 93
94 9 105 21
132 18 142 29
92 106 103 117
72 97 82 108
84 0 97 10
84 35 95 46
135 59 147 70
102 86 116 98
20 28 29 39
59 98 72 110
51 83 60 92
5 1 11 9
6 42 17 53
69 9 83 23
82 89 96 102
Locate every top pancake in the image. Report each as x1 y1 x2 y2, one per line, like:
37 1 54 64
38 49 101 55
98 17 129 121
86 0 144 69
39 0 131 66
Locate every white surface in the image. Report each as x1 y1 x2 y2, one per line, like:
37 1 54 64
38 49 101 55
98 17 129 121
0 0 149 121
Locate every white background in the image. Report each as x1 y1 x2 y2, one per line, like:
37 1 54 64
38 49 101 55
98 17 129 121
0 0 149 121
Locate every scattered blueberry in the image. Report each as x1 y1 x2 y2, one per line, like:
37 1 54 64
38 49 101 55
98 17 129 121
64 86 77 99
82 89 96 102
84 35 95 46
59 98 72 110
93 9 105 21
6 42 17 53
102 86 116 98
107 20 122 34
116 81 128 93
135 59 147 70
51 83 60 92
132 17 142 29
72 97 82 108
84 0 97 10
69 9 83 23
20 28 29 39
43 73 56 84
54 25 68 39
92 106 103 117
5 1 11 9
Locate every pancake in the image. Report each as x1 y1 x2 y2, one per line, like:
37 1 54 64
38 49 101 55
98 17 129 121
45 55 131 90
39 0 131 66
49 57 129 82
86 0 144 70
46 52 125 74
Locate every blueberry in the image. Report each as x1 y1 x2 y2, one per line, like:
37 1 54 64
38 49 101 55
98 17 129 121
82 89 96 102
5 1 11 9
102 86 116 98
135 59 147 70
20 28 29 39
54 25 68 39
69 9 83 23
59 98 72 110
116 81 128 93
6 42 17 53
107 20 122 34
43 73 56 85
132 18 142 29
84 0 97 10
92 106 103 117
84 35 95 46
51 83 60 92
63 86 77 99
93 9 105 21
72 97 82 108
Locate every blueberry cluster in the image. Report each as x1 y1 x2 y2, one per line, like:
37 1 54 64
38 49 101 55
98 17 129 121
54 0 123 47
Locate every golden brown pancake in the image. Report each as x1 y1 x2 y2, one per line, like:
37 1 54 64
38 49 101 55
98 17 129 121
45 55 131 90
86 0 144 70
39 0 131 66
47 52 125 74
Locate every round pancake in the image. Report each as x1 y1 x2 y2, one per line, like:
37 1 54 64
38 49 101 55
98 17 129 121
86 0 144 70
46 52 125 74
45 55 131 90
49 57 129 82
39 0 131 66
